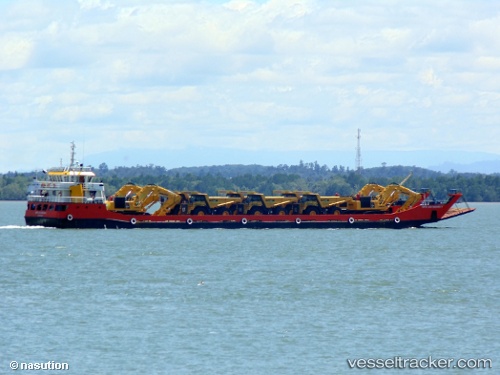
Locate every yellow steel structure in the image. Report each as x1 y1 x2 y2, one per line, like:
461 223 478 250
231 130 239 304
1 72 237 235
105 181 424 216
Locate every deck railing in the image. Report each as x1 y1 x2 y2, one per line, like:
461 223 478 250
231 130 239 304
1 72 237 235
26 195 105 204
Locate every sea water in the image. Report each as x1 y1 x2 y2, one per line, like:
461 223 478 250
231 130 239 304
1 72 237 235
1 201 498 374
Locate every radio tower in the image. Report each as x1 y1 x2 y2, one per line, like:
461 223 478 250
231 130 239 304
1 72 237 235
355 128 362 172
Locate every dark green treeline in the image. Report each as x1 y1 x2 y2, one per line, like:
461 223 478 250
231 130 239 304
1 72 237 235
2 162 499 201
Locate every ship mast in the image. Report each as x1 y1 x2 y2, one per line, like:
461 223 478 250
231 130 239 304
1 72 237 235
355 128 362 173
70 141 76 167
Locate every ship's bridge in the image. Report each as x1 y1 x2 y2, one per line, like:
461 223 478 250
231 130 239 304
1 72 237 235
27 165 105 204
47 166 96 184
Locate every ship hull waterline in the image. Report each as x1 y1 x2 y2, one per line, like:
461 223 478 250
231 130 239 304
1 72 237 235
24 202 475 229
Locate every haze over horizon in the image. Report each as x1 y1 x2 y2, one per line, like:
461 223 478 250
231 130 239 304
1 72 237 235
5 143 499 175
1 0 499 173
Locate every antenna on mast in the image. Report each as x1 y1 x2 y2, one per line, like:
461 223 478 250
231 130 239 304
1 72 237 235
70 141 76 167
355 128 362 172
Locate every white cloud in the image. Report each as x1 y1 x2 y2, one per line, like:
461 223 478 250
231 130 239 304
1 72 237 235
78 0 114 11
419 68 443 88
0 35 34 70
0 0 499 172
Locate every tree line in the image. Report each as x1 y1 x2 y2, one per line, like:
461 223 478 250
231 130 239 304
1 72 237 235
1 162 499 201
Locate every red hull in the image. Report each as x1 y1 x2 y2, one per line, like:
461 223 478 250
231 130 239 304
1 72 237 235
25 193 474 229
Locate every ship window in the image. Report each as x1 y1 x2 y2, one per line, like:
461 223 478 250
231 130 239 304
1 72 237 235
49 205 54 210
43 204 48 211
31 204 36 210
37 204 42 211
55 205 67 212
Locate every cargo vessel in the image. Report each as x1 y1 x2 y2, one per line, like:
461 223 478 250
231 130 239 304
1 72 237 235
25 146 475 229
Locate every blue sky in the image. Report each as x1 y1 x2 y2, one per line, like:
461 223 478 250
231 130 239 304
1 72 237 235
0 0 499 172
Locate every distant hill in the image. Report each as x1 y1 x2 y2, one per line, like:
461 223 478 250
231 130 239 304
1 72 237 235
429 159 500 174
83 148 500 175
359 166 442 180
99 162 442 181
2 161 500 201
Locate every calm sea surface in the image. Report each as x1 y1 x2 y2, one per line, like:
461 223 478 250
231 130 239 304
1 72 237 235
1 201 498 374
